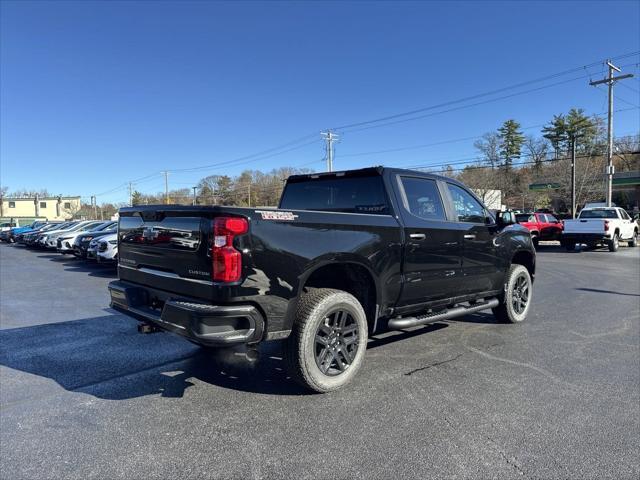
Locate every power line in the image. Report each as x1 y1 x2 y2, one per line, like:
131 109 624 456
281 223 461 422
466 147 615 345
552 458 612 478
338 106 638 161
167 135 320 174
335 64 638 135
330 52 639 132
619 82 640 94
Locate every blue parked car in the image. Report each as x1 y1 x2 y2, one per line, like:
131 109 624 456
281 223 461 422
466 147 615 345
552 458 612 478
0 221 48 243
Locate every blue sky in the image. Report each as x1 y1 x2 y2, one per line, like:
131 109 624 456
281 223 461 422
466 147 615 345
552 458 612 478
1 0 639 204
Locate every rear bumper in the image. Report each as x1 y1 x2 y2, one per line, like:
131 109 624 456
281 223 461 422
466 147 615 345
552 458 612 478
562 232 611 243
108 280 265 347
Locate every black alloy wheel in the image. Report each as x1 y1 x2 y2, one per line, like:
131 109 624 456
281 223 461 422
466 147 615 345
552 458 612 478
511 273 530 315
314 310 359 376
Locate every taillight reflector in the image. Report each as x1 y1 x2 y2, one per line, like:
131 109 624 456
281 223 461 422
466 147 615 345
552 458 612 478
212 217 248 282
604 220 610 232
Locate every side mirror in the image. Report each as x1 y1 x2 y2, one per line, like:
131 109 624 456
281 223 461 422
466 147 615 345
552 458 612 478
497 211 515 226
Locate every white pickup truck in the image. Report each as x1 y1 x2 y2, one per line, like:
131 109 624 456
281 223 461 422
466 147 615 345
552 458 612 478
562 207 638 252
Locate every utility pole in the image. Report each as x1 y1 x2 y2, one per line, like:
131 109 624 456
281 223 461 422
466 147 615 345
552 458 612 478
589 60 634 206
247 184 251 207
571 139 576 219
128 182 133 207
91 195 97 219
321 131 339 172
569 134 584 219
162 171 169 204
192 186 198 206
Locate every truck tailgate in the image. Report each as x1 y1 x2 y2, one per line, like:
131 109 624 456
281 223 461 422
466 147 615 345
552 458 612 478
117 207 249 301
563 219 606 234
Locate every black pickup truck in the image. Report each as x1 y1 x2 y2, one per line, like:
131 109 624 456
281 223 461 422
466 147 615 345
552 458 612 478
109 167 535 392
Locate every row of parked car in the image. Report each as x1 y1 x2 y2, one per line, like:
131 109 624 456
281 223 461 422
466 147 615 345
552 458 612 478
0 219 119 264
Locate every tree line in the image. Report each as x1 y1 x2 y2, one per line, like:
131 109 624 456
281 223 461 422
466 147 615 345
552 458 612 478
453 108 639 212
130 166 313 208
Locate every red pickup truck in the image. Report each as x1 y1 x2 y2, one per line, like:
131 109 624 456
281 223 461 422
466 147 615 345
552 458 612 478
515 212 563 246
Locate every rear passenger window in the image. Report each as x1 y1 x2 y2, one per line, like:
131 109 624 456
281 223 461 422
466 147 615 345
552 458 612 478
400 177 446 221
447 183 486 223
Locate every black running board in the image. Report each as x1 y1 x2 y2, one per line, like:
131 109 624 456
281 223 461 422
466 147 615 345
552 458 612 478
387 298 500 329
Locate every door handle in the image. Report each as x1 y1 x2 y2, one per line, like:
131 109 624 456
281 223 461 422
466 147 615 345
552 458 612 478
409 233 427 240
463 234 476 240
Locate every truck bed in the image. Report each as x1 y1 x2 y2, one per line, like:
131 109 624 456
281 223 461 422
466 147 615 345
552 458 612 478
113 204 403 341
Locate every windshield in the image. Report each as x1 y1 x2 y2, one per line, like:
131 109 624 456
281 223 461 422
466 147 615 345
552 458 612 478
43 223 67 231
579 209 619 219
78 221 103 231
91 222 116 232
65 222 94 232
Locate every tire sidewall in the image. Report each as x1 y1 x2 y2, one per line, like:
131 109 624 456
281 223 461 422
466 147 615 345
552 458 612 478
503 265 532 323
299 294 368 392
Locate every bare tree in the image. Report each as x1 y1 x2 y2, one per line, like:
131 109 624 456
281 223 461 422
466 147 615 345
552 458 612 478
523 135 550 171
474 132 501 169
613 135 640 172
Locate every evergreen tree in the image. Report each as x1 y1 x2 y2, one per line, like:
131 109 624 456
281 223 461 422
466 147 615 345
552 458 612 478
497 119 524 170
542 109 600 158
564 108 600 153
131 190 143 206
542 114 567 158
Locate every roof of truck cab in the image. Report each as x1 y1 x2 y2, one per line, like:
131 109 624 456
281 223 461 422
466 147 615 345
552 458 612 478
286 166 465 186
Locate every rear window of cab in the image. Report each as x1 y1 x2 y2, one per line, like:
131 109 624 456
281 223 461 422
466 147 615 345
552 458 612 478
280 175 389 214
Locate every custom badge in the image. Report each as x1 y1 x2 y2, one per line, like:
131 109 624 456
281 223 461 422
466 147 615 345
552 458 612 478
255 210 299 221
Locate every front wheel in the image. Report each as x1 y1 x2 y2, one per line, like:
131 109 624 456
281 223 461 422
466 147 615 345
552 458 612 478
629 230 638 247
607 233 619 252
492 264 532 323
285 288 368 393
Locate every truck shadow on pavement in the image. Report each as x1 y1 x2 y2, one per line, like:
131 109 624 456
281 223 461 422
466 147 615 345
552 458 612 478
0 314 461 399
43 254 118 278
0 314 307 399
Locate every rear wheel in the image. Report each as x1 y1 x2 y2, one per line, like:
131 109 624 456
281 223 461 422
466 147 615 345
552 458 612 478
607 233 619 252
629 230 638 247
284 288 367 393
564 241 575 251
492 264 532 323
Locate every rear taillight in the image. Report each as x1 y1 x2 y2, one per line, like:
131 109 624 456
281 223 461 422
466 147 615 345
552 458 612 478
604 220 610 232
212 217 248 282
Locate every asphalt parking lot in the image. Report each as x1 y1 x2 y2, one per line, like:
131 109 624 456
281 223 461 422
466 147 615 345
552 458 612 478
1 242 639 479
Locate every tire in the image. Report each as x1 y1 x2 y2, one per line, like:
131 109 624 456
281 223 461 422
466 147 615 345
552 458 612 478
492 264 532 324
564 242 575 251
629 230 638 247
284 288 368 393
532 235 539 248
607 233 619 252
